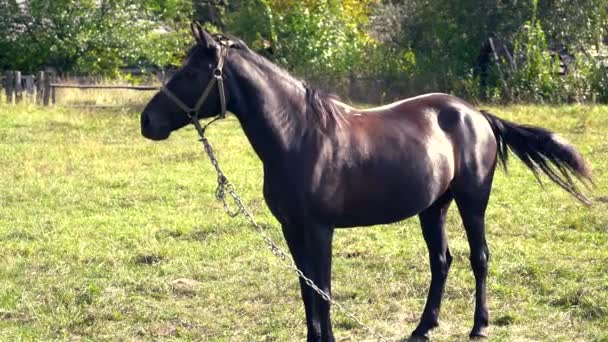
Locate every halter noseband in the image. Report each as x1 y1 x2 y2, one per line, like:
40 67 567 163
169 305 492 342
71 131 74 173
160 41 229 125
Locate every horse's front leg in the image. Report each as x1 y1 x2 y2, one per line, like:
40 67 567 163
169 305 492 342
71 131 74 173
282 223 335 342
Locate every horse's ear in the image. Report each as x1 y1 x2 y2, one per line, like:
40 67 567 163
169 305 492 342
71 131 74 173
190 23 200 42
192 22 218 50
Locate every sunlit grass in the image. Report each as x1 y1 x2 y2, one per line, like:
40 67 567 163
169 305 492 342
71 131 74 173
0 102 606 341
3 80 158 108
55 88 157 108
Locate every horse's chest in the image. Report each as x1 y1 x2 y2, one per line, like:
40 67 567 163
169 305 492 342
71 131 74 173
262 172 307 225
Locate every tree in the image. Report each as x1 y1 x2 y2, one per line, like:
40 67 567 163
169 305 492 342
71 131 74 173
193 0 228 29
0 0 191 74
221 0 379 79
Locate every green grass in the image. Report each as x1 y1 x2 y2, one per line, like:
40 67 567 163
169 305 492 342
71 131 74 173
54 87 158 108
0 102 607 341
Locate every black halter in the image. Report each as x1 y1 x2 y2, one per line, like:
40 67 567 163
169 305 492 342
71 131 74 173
160 40 230 128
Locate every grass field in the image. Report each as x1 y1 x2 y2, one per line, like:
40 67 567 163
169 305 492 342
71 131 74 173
0 101 607 341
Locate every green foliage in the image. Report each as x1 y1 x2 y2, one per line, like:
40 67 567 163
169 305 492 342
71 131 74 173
0 0 191 74
537 0 608 48
383 0 607 103
223 0 383 79
224 0 275 51
135 27 192 70
497 0 608 104
591 65 608 103
509 1 560 102
557 53 605 104
272 1 356 77
0 0 606 102
391 0 533 91
144 0 192 23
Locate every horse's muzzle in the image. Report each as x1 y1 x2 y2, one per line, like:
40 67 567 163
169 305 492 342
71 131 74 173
141 112 171 141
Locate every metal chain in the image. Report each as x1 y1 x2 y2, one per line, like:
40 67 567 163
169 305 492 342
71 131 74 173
196 129 389 342
160 40 388 340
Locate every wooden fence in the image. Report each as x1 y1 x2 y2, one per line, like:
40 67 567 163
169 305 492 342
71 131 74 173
1 70 162 106
2 69 426 106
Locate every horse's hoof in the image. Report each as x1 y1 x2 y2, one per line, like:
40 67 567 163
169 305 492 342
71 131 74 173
409 320 438 341
407 333 430 342
469 326 489 340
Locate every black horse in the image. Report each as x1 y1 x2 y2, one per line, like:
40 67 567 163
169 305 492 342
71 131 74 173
140 25 592 341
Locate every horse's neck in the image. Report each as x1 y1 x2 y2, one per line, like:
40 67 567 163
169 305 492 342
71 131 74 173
227 61 312 165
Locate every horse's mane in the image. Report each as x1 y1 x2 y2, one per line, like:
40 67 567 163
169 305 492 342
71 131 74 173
244 50 345 129
214 34 345 129
188 32 345 129
303 85 345 129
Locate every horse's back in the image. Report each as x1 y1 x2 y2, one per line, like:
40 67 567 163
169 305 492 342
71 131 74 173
302 93 498 227
350 92 498 192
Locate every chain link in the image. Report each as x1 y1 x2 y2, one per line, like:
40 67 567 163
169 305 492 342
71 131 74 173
196 129 389 342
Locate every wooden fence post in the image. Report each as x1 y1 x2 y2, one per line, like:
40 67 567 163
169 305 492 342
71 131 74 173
50 73 56 105
488 38 513 102
157 70 166 85
5 71 14 104
36 71 45 104
25 75 35 101
43 72 51 106
14 71 22 103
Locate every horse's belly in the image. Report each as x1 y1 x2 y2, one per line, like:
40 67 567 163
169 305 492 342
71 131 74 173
323 166 450 228
333 204 422 228
310 130 454 228
331 184 434 227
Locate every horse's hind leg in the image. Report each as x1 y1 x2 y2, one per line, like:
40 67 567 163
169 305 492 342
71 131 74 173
411 191 453 339
452 174 495 338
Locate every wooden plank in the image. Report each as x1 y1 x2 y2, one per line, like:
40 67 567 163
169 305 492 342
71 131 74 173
14 71 22 103
488 38 513 102
51 73 56 105
36 71 44 104
64 105 132 109
43 72 51 106
50 84 159 90
157 70 167 85
4 71 13 103
25 75 35 96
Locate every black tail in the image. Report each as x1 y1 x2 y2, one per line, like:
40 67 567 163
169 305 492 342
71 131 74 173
480 110 592 205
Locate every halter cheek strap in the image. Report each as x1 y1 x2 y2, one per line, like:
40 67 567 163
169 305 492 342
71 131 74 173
160 45 228 122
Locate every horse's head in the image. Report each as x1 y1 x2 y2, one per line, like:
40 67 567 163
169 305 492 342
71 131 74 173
141 24 229 140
